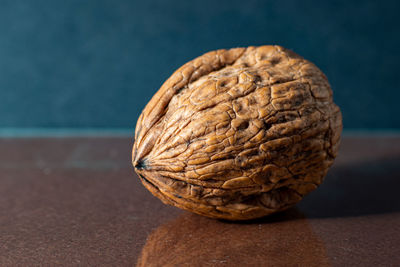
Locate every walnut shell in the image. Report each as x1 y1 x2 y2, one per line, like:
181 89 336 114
132 45 342 220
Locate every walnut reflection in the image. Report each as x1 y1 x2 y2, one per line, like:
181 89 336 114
137 209 329 267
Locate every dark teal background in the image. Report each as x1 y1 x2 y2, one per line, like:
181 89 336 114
0 0 399 130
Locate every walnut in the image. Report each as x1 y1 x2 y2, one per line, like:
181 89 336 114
132 45 342 220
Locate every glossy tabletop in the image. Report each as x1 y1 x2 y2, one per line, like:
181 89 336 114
0 136 399 266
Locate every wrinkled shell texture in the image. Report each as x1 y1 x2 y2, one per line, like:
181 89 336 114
133 45 342 220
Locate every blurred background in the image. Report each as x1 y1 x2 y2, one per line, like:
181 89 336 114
0 0 399 135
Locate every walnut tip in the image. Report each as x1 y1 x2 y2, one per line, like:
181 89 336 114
134 158 148 170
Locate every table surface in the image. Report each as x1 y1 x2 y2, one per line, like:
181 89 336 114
0 136 399 266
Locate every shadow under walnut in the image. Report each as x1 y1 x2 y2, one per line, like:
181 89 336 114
133 45 342 220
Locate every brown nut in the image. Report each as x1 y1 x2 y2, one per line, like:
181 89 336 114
132 45 342 220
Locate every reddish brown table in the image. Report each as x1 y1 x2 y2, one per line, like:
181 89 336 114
0 136 399 266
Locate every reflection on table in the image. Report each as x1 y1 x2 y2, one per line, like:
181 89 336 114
137 209 329 266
